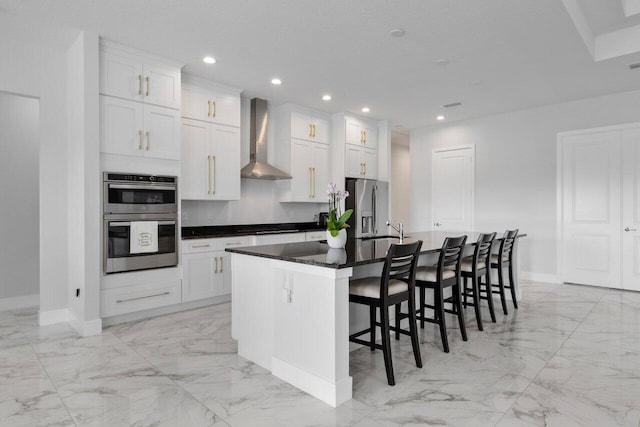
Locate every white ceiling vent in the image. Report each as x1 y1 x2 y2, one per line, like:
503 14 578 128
628 62 640 70
442 102 463 108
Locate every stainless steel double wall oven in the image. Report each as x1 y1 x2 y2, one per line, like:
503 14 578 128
103 172 178 274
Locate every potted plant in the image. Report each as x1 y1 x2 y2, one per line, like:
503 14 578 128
326 183 353 248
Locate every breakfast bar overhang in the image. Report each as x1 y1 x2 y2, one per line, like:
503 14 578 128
227 231 525 407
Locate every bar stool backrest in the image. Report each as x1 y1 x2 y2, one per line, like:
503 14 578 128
380 241 423 301
499 229 519 263
474 232 497 268
437 235 467 279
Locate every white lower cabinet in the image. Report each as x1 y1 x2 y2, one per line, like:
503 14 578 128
181 236 252 302
182 251 229 302
101 279 181 317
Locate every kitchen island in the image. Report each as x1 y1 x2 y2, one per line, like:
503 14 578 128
227 231 524 407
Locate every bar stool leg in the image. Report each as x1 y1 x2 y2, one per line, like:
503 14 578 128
379 304 395 385
508 263 518 309
485 271 497 323
454 284 468 341
408 295 422 368
463 277 469 308
471 274 483 331
435 286 449 353
369 305 376 351
498 265 508 315
395 304 401 340
419 287 426 329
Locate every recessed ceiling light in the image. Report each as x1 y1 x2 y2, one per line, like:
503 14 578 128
202 56 216 64
436 115 445 121
435 59 450 66
322 94 332 101
361 107 370 113
271 78 282 85
389 28 406 38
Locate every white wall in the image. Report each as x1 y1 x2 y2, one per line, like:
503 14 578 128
0 16 73 315
66 31 101 334
410 89 640 279
390 139 411 230
0 93 39 301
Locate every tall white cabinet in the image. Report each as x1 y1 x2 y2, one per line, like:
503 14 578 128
275 105 331 202
99 42 181 161
181 76 242 201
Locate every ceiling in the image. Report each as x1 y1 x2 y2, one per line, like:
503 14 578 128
1 0 640 130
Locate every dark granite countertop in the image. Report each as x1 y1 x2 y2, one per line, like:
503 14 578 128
182 222 326 239
225 231 527 269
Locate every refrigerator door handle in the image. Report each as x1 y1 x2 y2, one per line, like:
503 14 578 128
372 184 378 235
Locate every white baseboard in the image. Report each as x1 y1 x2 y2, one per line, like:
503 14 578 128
0 294 39 312
39 308 69 326
520 272 561 284
271 356 352 408
68 309 102 337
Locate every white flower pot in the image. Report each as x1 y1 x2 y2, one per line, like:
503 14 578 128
326 229 347 249
326 248 347 264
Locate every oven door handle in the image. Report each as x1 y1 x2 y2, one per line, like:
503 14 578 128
108 221 176 226
108 184 176 191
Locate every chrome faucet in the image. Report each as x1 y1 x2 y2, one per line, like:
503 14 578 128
386 220 404 243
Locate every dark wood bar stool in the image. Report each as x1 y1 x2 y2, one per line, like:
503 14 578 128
459 232 497 330
490 229 519 315
348 241 423 386
413 235 467 353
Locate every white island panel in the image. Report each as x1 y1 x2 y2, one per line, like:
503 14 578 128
231 253 353 407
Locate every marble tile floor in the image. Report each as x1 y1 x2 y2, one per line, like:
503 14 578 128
1 281 639 426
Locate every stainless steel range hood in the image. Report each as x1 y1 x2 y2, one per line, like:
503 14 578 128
240 98 292 180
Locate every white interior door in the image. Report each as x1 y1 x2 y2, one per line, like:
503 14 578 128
431 146 474 231
561 130 622 288
622 128 640 291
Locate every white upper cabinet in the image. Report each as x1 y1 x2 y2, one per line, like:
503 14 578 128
291 112 329 144
100 96 180 160
181 76 241 127
345 145 377 179
275 105 332 203
100 46 181 110
180 76 242 201
343 115 378 179
99 42 182 160
345 117 377 149
181 119 241 201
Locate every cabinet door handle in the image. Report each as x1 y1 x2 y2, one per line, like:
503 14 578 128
363 130 366 143
225 242 243 246
145 76 150 97
312 167 316 198
191 244 211 248
312 124 316 138
212 155 216 194
145 131 150 150
212 101 216 118
214 257 218 274
219 257 223 273
138 75 142 95
207 155 212 194
309 167 312 198
138 130 143 150
363 162 366 175
309 124 313 138
208 100 211 117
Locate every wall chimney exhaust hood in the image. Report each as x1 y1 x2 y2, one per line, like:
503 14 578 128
240 98 292 180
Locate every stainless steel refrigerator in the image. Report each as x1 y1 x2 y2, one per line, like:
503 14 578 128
345 178 389 238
